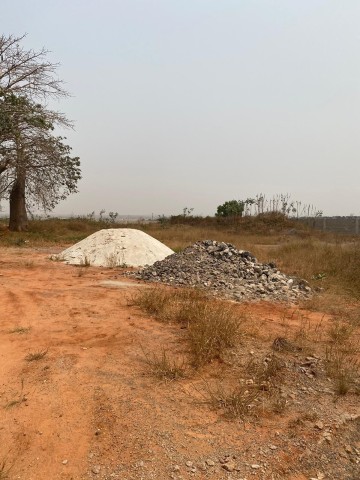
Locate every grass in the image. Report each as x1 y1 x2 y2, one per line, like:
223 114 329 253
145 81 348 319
201 381 261 419
142 348 187 381
132 287 245 367
4 379 26 409
25 349 48 362
8 326 31 334
0 458 11 480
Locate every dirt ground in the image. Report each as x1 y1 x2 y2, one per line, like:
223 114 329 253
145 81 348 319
0 247 359 480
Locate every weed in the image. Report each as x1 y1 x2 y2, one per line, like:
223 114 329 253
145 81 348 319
142 348 187 381
76 267 86 277
187 301 242 367
328 321 355 345
8 326 31 334
20 260 34 268
4 379 26 409
80 255 91 267
0 458 11 479
325 346 359 395
200 380 261 419
25 349 48 362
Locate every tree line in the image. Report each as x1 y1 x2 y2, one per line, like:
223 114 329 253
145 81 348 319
0 34 80 231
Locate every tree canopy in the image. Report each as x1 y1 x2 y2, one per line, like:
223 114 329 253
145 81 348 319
215 200 244 218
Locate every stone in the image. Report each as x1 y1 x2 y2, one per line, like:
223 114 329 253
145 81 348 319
92 465 101 474
130 240 311 302
222 461 236 472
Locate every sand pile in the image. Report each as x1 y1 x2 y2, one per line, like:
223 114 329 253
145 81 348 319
55 229 174 267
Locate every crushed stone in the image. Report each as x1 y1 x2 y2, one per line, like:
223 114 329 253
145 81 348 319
130 240 312 302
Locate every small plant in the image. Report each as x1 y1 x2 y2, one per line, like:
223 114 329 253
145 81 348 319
328 321 355 345
25 349 48 362
325 346 359 396
8 326 31 334
200 380 260 419
4 379 27 409
80 255 91 267
142 348 187 381
0 458 11 479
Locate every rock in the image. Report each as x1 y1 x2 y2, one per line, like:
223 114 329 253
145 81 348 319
251 464 261 469
62 459 68 465
206 459 215 466
130 240 312 302
91 465 101 474
222 461 236 472
314 421 324 430
185 461 193 468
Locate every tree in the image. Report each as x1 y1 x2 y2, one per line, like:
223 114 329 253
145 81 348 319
0 95 80 231
215 200 244 218
0 34 79 231
0 34 67 99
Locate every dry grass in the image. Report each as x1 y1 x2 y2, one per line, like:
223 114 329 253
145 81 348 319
273 240 360 299
25 350 48 362
8 326 31 335
201 381 261 419
132 287 245 368
0 459 11 480
142 348 187 381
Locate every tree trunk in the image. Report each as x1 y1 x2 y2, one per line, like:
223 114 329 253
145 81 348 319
9 173 28 231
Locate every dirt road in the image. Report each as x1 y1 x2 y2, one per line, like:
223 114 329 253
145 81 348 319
0 248 359 480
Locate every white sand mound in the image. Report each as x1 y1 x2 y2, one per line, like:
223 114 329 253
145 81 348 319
56 229 174 267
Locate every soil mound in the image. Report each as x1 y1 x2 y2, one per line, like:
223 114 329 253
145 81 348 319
132 240 312 302
55 229 174 267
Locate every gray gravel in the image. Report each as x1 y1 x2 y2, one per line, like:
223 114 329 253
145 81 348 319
131 240 312 302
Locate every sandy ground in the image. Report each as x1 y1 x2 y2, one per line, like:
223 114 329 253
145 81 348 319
0 247 359 480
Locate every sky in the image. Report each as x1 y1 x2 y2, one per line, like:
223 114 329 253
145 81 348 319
1 0 360 217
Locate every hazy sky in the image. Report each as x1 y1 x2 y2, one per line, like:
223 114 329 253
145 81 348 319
2 0 360 216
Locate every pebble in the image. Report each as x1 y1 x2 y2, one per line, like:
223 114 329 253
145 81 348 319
91 465 101 474
62 460 68 465
206 459 215 466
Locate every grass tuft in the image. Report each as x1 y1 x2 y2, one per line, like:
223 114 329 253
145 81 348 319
142 348 187 381
25 349 48 362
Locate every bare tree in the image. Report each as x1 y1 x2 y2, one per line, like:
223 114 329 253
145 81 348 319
0 34 68 98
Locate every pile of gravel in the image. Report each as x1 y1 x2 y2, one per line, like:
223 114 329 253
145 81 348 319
131 240 312 302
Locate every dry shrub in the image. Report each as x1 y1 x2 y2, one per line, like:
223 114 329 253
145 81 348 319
200 381 261 419
187 300 242 367
142 348 187 381
132 287 245 367
325 346 359 395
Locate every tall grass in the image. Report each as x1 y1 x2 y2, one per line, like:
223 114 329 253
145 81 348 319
273 241 360 298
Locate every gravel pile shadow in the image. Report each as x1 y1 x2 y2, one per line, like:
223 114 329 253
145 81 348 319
130 240 312 302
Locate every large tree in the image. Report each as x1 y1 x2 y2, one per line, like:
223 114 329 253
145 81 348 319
0 95 80 231
0 34 80 231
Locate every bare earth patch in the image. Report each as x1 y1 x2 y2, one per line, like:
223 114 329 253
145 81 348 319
0 247 359 480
